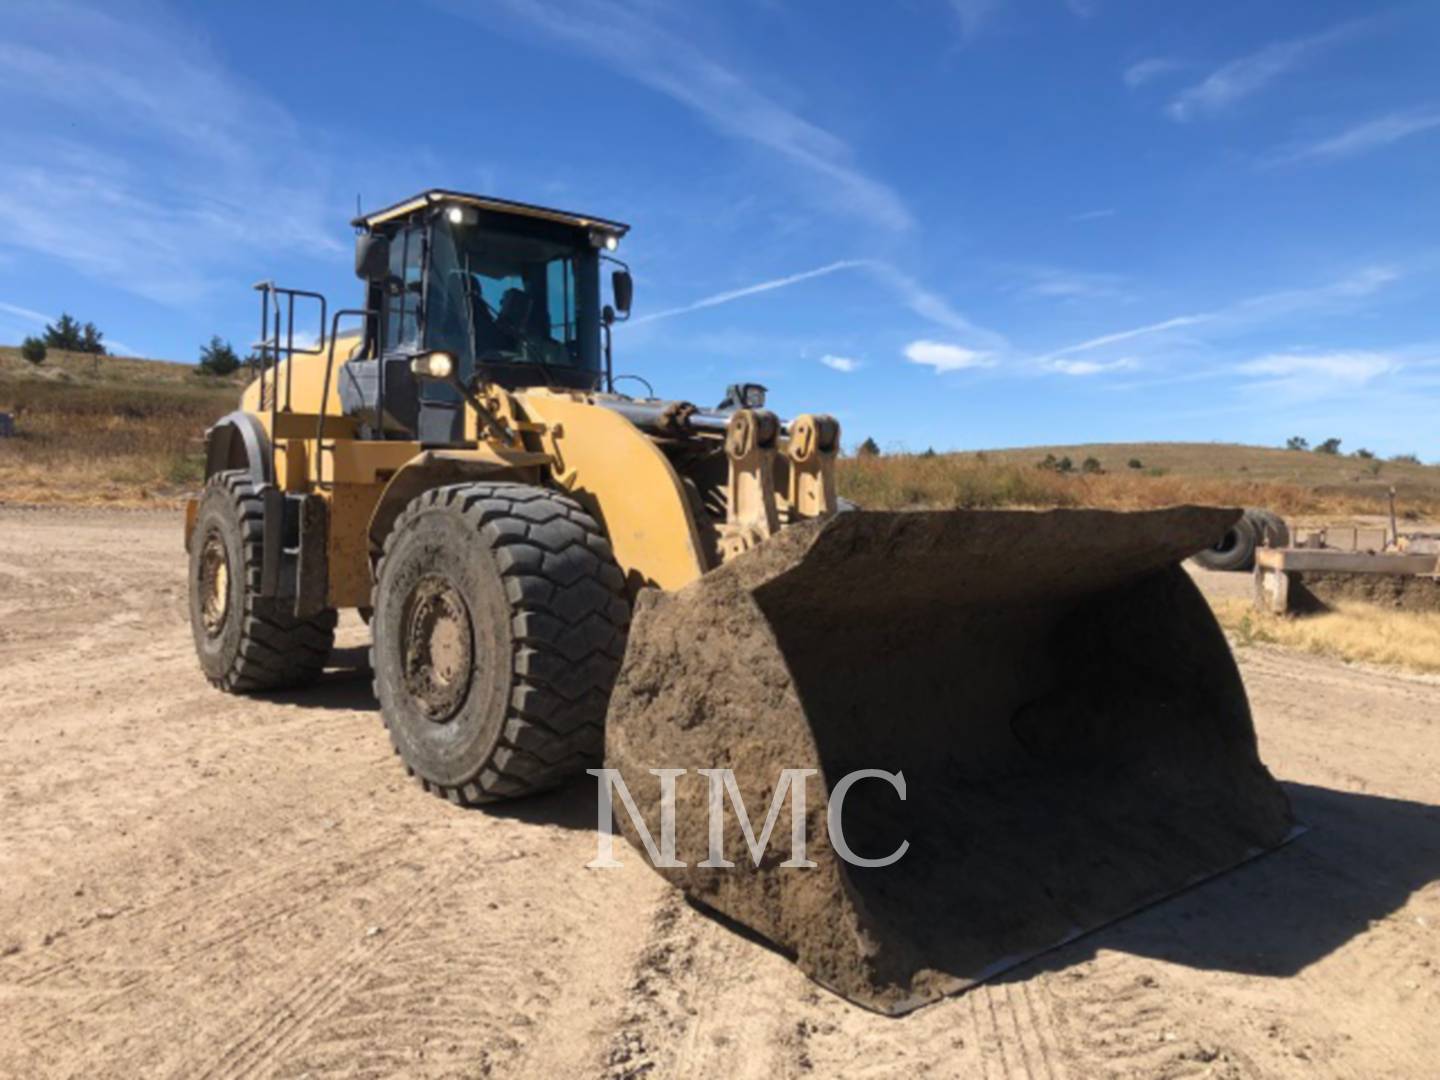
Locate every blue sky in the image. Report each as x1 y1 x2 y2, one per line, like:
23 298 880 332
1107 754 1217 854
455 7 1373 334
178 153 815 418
2 1 1438 457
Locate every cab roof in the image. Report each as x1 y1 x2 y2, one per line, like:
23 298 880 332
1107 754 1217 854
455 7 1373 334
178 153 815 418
353 189 630 236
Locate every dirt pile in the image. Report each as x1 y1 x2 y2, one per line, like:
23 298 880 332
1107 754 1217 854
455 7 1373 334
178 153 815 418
607 507 1297 1013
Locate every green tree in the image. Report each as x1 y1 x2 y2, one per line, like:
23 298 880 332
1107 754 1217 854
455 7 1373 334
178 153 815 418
1315 437 1342 455
1081 456 1104 474
1285 436 1309 451
1390 453 1421 465
197 336 242 376
920 447 937 459
1353 447 1375 460
20 336 46 364
1127 457 1143 469
80 321 106 355
41 313 106 354
43 313 84 351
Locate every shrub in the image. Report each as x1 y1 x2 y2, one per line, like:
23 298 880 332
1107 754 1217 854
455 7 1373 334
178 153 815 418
20 336 46 364
1315 437 1342 455
1353 447 1375 460
197 336 242 377
1037 452 1075 473
1081 456 1104 474
1285 436 1309 451
1390 453 1421 465
1127 457 1143 469
920 447 937 459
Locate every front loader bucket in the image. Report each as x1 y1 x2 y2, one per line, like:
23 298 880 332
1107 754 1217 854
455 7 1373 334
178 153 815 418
604 507 1296 1015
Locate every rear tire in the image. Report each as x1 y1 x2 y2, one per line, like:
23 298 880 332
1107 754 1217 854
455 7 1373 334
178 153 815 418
187 470 337 691
370 482 629 804
1190 512 1259 572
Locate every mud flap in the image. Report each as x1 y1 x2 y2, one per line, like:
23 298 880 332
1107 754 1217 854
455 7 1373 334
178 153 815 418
604 506 1297 1014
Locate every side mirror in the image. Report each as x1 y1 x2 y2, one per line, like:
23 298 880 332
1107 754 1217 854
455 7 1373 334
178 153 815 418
611 269 633 317
355 233 390 281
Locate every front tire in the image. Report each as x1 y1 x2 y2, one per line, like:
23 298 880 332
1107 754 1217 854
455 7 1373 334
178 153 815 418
187 471 337 691
371 482 629 804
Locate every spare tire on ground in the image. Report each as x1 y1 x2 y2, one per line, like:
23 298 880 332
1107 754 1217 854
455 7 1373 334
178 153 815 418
1189 507 1289 572
1191 511 1260 571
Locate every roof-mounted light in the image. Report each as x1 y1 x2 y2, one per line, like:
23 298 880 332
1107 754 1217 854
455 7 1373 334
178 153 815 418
589 229 619 252
446 204 479 226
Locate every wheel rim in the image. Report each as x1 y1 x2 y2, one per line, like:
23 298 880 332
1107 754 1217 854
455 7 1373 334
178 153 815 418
199 529 231 637
401 575 475 723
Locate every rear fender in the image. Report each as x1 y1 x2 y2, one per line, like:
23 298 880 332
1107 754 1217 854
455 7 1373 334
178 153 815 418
204 411 271 486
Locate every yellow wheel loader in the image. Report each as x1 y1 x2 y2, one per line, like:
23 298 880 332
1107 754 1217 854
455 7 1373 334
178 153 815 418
186 190 1296 1013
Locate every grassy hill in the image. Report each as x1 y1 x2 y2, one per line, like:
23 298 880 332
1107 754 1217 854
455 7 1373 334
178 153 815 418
3 345 1438 518
0 346 245 505
837 440 1440 522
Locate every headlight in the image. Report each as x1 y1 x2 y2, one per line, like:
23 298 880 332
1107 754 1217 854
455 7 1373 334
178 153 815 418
411 351 455 380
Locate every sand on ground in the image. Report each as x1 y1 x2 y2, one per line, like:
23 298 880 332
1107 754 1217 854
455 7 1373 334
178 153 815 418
1 507 1437 1079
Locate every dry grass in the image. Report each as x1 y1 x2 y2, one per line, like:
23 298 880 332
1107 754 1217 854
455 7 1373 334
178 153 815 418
838 447 1440 520
5 346 1440 519
1211 597 1440 676
0 348 243 507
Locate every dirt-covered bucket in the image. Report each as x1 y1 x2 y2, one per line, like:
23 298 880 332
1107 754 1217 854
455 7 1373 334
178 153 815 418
604 506 1297 1014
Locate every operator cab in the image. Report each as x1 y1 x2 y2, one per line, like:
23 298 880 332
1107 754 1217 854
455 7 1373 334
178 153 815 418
342 189 631 443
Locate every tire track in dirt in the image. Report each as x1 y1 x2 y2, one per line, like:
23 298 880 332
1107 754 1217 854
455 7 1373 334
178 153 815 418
599 891 800 1080
6 508 1440 1079
193 856 485 1080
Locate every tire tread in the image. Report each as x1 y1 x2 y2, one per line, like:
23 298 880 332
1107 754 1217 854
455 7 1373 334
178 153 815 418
371 482 628 805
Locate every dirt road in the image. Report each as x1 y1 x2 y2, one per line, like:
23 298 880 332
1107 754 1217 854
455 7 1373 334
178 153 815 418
2 507 1438 1079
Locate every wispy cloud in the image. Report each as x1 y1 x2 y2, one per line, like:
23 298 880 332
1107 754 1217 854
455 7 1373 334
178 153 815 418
862 262 1010 351
820 354 861 373
1123 57 1183 89
951 0 1094 40
0 3 340 305
1273 107 1440 165
629 261 868 325
471 0 911 230
1044 314 1209 359
1040 265 1401 361
1167 20 1367 122
1070 208 1116 223
1237 350 1400 384
625 257 1009 360
0 300 51 325
1024 268 1132 302
1045 357 1138 376
904 340 996 373
1233 349 1412 402
948 0 1004 41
